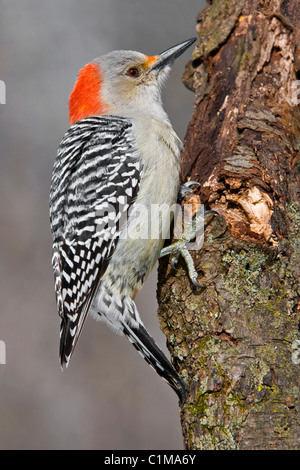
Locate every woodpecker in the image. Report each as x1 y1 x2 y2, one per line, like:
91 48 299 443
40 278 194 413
49 38 197 402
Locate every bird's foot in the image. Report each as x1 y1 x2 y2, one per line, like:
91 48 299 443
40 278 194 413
160 209 218 288
161 180 218 288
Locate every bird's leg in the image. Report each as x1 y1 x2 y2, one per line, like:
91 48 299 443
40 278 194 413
159 181 218 288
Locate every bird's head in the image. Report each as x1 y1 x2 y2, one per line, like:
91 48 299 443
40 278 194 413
68 38 196 125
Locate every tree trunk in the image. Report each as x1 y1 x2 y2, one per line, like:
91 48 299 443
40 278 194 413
157 0 300 450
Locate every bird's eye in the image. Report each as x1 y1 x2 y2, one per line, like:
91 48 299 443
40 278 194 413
126 67 141 78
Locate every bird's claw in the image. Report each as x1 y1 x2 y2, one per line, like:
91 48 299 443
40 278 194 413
191 277 205 289
177 180 201 202
204 209 219 218
170 254 179 270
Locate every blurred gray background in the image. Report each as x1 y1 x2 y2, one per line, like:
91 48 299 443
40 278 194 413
0 0 205 449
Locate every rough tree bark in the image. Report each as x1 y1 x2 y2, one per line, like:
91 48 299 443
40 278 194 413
157 0 300 450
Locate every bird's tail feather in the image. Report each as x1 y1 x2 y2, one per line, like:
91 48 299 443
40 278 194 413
122 321 188 402
66 283 188 402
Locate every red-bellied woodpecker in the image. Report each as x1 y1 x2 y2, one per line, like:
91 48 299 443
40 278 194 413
49 38 197 401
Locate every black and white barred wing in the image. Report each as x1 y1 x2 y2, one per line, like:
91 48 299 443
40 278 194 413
49 116 141 367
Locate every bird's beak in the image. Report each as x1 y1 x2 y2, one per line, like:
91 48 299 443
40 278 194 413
148 38 196 73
